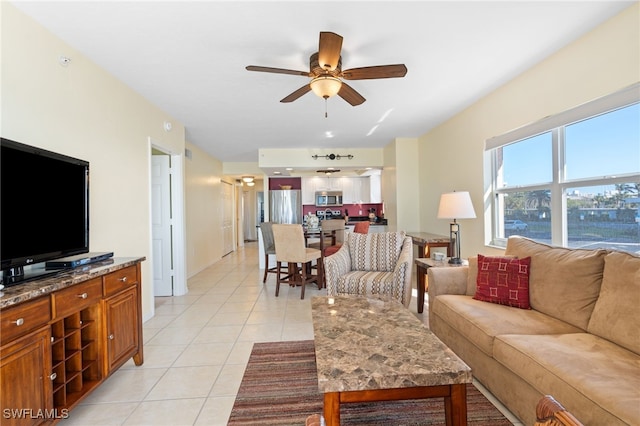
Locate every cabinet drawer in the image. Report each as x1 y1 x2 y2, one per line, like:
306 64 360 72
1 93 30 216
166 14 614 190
0 297 51 345
104 266 138 296
51 278 102 319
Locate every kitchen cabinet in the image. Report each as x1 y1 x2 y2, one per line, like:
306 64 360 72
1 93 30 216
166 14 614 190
301 177 316 205
302 175 381 205
341 178 355 203
0 258 144 424
343 177 370 204
302 177 343 204
369 173 382 203
313 176 343 191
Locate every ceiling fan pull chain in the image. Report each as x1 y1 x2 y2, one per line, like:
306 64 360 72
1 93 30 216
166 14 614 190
325 98 328 118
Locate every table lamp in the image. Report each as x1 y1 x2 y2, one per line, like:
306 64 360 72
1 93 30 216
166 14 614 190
437 191 476 264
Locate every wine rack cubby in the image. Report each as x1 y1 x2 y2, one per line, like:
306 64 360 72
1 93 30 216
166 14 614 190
50 304 102 409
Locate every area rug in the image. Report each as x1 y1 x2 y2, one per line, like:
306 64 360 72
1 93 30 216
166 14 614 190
228 340 513 425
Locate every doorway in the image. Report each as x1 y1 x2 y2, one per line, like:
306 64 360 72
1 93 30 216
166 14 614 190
150 142 187 297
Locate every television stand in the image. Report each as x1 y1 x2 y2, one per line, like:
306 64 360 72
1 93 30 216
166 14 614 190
2 265 60 287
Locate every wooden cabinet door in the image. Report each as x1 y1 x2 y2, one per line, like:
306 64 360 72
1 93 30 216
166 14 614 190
1 327 53 426
104 288 138 374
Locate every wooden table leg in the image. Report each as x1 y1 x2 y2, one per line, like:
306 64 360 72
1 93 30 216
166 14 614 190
324 392 340 426
444 384 467 426
416 264 427 314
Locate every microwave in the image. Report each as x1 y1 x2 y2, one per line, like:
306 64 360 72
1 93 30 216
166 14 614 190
315 191 343 207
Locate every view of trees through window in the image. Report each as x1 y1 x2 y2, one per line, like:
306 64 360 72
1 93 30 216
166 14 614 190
500 184 639 252
492 98 639 254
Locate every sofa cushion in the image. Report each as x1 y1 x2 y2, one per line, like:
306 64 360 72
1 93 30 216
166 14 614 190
494 333 640 425
348 231 405 272
432 295 582 356
334 270 401 300
505 237 607 330
588 251 640 355
473 254 531 309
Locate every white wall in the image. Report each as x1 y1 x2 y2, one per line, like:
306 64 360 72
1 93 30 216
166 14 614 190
417 3 639 258
184 141 226 277
2 3 187 320
381 138 421 233
382 142 398 231
394 138 420 232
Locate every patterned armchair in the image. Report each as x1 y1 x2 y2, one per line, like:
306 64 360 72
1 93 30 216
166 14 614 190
323 231 413 307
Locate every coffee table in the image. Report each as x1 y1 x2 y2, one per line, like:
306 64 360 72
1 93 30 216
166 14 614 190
311 295 472 426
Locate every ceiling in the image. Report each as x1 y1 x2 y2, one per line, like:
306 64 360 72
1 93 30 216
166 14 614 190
11 1 634 175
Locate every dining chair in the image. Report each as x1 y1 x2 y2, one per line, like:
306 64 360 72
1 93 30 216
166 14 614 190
353 221 370 234
259 222 286 283
317 220 368 257
272 224 322 299
308 219 346 257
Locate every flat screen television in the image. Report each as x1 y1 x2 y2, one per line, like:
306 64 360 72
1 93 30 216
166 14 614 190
1 138 90 285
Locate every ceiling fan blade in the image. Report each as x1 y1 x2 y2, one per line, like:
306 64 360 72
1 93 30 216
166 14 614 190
318 32 343 71
342 64 408 80
338 83 366 106
280 85 312 103
246 65 310 77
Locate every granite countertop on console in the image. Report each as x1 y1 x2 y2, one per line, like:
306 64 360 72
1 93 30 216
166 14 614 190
311 295 471 393
0 257 146 309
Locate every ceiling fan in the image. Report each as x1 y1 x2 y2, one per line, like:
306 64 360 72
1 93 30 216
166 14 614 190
246 32 407 107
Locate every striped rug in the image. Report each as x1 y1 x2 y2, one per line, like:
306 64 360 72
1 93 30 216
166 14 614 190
228 340 513 425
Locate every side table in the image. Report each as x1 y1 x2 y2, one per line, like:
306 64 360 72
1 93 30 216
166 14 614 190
415 257 468 314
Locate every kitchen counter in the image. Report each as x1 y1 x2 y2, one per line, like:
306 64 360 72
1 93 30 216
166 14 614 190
346 216 387 226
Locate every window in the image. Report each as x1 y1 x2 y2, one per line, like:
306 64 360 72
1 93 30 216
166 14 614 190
487 84 640 254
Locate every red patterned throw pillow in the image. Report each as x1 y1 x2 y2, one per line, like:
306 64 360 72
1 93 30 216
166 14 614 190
473 254 532 309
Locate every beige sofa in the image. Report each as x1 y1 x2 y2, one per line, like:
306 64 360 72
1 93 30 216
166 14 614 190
427 236 639 425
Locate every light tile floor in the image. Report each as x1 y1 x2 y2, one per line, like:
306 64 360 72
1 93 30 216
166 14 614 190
62 242 522 425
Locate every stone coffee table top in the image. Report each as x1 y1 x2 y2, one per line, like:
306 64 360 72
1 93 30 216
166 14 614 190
311 295 472 393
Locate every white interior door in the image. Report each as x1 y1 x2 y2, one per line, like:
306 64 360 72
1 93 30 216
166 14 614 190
152 154 173 296
222 181 234 256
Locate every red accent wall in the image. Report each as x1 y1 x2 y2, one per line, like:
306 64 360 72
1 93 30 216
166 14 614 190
268 177 301 190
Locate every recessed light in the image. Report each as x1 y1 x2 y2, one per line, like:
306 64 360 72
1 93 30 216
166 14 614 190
273 171 281 175
285 168 293 171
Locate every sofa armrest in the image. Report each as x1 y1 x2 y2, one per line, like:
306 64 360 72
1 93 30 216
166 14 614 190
427 266 469 315
324 243 351 296
393 236 414 307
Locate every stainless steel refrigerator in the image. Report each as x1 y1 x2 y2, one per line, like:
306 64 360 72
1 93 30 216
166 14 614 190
269 190 302 224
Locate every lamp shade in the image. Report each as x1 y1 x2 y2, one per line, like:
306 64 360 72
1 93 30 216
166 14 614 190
310 76 342 99
437 191 476 219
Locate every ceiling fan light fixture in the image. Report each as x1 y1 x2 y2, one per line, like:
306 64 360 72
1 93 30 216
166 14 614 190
310 75 342 99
